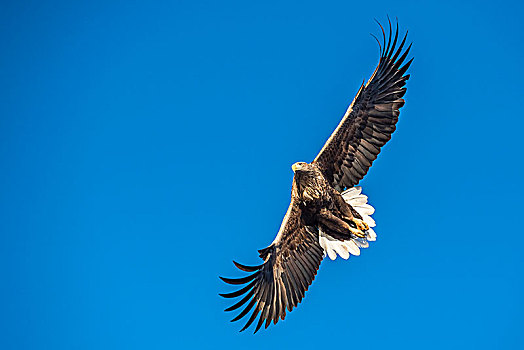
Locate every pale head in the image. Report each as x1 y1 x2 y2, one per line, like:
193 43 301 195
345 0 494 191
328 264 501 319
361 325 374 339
291 162 309 173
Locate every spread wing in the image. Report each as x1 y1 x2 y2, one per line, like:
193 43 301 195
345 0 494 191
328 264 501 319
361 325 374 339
314 20 413 191
220 200 324 333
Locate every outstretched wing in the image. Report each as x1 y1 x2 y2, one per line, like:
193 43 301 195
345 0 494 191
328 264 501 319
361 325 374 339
314 20 413 191
220 200 324 333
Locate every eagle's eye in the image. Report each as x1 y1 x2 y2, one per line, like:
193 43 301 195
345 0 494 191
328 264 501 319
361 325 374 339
348 221 357 228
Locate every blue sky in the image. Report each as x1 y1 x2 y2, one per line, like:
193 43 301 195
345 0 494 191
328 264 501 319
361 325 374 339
1 0 523 349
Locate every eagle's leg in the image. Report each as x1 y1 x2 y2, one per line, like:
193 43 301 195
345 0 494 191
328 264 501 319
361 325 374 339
333 193 369 232
318 209 366 238
333 193 355 218
332 192 369 233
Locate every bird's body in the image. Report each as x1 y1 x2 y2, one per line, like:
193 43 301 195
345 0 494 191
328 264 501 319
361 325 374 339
220 19 412 333
290 162 368 240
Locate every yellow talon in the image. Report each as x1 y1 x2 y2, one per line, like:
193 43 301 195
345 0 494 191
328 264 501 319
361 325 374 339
348 226 366 238
347 218 368 238
354 218 369 231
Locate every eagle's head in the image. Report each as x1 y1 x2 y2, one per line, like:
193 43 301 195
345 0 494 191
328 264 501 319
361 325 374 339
291 162 325 201
291 161 311 173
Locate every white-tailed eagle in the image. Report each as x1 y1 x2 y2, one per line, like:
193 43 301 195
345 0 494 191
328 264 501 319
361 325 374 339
220 20 412 333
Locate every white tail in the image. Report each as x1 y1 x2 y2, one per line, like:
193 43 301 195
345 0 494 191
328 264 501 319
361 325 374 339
319 187 377 260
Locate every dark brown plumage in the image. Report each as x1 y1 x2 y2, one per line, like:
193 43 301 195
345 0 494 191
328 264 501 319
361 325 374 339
315 20 413 191
220 19 412 333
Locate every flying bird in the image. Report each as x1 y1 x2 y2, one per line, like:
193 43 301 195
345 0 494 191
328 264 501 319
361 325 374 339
220 20 413 333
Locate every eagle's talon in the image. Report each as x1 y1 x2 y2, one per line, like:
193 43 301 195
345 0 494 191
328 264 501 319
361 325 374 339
353 218 369 232
348 226 366 238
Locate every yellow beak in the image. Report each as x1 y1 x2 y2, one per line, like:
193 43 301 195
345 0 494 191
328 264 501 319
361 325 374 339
292 163 301 172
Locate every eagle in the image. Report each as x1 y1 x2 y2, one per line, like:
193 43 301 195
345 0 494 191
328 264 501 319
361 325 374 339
220 20 412 333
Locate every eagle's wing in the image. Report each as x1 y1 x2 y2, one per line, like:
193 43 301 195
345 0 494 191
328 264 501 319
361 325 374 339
314 21 413 191
220 200 324 333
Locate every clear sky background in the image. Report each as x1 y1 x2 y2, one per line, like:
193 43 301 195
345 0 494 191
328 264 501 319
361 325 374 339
1 0 523 349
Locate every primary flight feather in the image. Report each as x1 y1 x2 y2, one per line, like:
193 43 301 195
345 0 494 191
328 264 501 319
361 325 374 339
220 19 413 333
